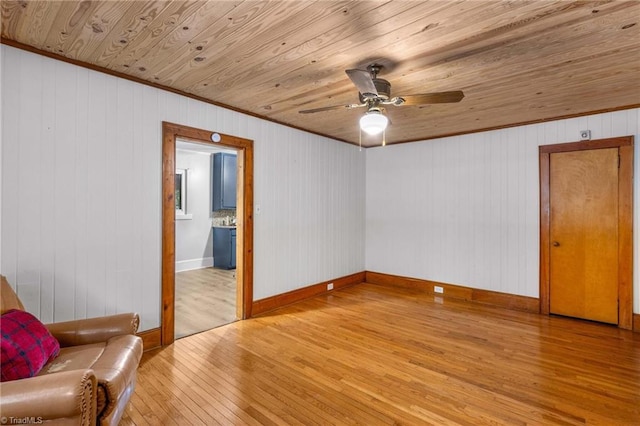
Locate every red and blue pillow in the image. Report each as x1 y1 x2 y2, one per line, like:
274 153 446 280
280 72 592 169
1 309 60 381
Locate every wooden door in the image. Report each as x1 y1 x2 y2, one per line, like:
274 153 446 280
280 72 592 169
549 148 618 324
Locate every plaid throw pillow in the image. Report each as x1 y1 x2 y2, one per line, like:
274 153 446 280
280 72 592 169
1 309 60 381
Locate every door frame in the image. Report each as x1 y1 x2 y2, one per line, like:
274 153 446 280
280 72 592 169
161 121 254 345
539 136 633 330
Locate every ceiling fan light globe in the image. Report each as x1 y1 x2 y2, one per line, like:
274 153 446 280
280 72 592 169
360 111 388 135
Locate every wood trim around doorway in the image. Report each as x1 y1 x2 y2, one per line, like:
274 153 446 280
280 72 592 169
161 121 254 345
539 136 634 330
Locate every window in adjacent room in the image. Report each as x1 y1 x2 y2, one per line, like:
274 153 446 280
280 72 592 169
175 168 192 220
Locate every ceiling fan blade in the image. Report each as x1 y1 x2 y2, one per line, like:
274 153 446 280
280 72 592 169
298 103 365 114
398 91 465 106
346 69 378 98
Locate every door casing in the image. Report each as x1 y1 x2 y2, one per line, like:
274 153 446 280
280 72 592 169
539 136 633 330
161 122 254 345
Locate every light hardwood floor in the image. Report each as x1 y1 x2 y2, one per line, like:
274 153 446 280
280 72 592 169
123 283 640 425
175 267 237 339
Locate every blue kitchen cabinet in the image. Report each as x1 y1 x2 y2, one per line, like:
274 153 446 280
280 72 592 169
213 227 236 269
212 153 237 211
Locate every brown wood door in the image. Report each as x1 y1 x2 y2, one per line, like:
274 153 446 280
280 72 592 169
549 148 618 324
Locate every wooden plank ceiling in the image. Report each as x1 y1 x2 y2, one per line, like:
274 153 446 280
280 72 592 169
2 1 639 147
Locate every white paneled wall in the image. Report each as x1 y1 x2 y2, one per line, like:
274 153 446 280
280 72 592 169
0 45 366 330
366 109 640 313
253 125 366 298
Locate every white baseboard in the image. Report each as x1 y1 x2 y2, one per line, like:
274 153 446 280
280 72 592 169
175 257 213 272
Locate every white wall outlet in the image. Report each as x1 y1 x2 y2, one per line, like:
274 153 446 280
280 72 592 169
327 283 334 290
255 205 261 215
580 130 591 140
434 285 444 294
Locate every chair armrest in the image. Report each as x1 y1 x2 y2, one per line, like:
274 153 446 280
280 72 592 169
0 369 97 423
46 313 140 347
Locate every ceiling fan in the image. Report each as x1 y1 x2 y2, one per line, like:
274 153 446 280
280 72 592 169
299 64 464 138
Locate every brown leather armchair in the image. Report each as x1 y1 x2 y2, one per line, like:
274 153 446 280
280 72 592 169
1 275 143 425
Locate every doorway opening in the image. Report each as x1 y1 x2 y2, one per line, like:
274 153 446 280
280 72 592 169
174 140 238 338
539 136 633 330
162 122 254 345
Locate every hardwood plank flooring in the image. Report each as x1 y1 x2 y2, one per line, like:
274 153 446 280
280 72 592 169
175 267 237 339
122 283 640 425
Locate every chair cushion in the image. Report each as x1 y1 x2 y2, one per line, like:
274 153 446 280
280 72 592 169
39 342 106 375
1 309 60 381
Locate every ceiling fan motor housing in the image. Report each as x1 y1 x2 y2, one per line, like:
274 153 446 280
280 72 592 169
359 78 391 102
